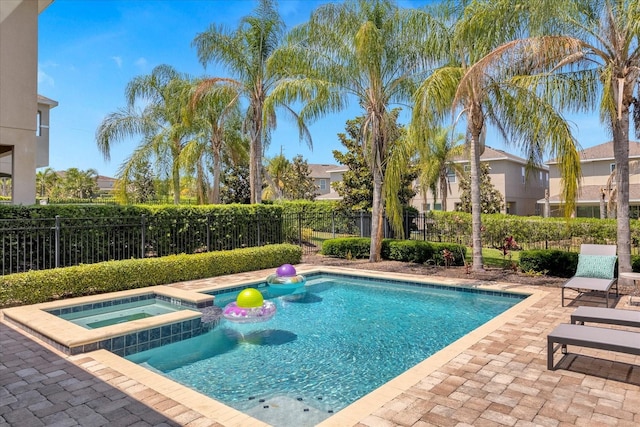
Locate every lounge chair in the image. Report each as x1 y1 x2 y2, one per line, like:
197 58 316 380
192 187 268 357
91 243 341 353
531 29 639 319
571 306 640 328
562 244 618 307
547 323 640 370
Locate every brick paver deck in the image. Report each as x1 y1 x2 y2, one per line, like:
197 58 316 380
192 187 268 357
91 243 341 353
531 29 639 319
2 265 640 426
0 323 181 427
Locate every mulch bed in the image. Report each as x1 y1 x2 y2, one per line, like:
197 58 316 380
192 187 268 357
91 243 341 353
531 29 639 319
301 253 567 288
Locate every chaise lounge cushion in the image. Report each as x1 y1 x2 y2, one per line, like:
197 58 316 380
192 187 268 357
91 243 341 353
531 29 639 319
574 254 617 279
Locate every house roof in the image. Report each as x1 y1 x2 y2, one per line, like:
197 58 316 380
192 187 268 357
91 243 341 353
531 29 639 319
37 94 58 108
453 145 548 170
39 0 54 13
307 163 339 179
316 190 342 200
547 140 640 164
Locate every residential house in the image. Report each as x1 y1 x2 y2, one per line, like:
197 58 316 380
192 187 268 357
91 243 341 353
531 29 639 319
0 0 55 204
309 163 346 200
544 141 640 218
412 146 549 216
97 175 117 195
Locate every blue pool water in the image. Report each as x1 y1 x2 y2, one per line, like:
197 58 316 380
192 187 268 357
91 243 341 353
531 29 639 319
127 274 526 426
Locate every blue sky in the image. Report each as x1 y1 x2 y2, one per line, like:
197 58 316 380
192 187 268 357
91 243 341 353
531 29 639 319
38 0 611 178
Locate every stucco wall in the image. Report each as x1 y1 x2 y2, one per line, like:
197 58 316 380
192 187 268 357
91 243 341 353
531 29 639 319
0 0 41 204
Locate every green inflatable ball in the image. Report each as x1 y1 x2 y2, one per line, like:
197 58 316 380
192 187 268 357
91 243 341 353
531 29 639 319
236 288 264 308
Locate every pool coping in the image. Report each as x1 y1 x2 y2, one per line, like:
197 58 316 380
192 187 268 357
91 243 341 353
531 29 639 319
1 265 549 426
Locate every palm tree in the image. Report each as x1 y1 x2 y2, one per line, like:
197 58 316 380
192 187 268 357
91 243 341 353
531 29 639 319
412 1 581 271
186 78 243 204
96 65 193 204
35 167 57 198
262 154 290 201
416 127 465 212
522 0 640 275
192 0 311 204
270 0 439 262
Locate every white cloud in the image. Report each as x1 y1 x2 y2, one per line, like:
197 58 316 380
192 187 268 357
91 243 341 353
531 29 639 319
111 56 123 68
37 66 54 87
134 57 148 69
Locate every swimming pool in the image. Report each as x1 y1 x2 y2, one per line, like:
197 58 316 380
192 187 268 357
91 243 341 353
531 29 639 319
126 273 527 427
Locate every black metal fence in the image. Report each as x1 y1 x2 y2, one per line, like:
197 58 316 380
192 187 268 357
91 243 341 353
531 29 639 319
0 211 627 275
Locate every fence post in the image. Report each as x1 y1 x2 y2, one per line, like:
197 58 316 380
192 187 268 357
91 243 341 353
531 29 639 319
257 213 261 246
360 211 364 238
332 211 336 238
298 212 303 247
141 214 146 258
206 214 211 252
54 215 60 268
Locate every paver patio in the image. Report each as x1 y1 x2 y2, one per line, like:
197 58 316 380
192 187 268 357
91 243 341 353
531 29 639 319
2 264 640 426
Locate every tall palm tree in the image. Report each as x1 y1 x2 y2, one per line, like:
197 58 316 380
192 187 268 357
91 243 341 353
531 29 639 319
522 0 640 275
270 0 440 262
96 65 193 204
186 78 243 204
192 0 311 204
416 127 465 212
412 0 581 271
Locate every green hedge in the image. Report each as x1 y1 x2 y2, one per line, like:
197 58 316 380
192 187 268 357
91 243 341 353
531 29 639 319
0 244 301 308
519 249 640 277
518 249 578 278
321 237 466 266
427 211 630 249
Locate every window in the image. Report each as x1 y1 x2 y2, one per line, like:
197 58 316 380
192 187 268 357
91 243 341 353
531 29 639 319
318 179 327 191
610 163 616 173
36 111 42 136
521 166 525 184
446 168 456 183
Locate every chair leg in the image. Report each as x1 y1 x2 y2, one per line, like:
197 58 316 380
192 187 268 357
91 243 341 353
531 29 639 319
561 287 565 307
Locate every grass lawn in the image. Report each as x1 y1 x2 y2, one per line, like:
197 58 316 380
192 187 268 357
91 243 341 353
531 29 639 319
475 247 520 269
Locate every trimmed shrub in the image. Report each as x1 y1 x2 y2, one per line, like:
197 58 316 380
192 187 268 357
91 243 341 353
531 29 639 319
321 237 371 258
519 249 578 278
387 240 434 263
321 237 465 266
0 244 301 307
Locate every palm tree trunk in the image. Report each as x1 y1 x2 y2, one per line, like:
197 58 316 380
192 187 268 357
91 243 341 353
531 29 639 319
369 164 384 262
613 112 631 275
249 100 263 204
211 142 222 204
439 170 447 211
468 108 484 272
172 162 180 205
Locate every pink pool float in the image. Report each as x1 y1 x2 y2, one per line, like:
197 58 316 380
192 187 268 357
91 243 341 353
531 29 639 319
222 288 276 323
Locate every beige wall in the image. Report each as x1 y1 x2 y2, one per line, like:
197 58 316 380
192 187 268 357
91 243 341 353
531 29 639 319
412 159 547 216
0 0 52 204
548 158 640 201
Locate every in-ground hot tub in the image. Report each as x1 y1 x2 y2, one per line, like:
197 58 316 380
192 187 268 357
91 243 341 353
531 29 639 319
52 296 190 329
2 286 218 356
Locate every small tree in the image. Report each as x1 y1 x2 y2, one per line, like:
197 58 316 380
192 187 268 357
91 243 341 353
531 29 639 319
130 160 156 203
282 155 317 201
457 163 503 214
220 164 251 204
333 116 416 212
